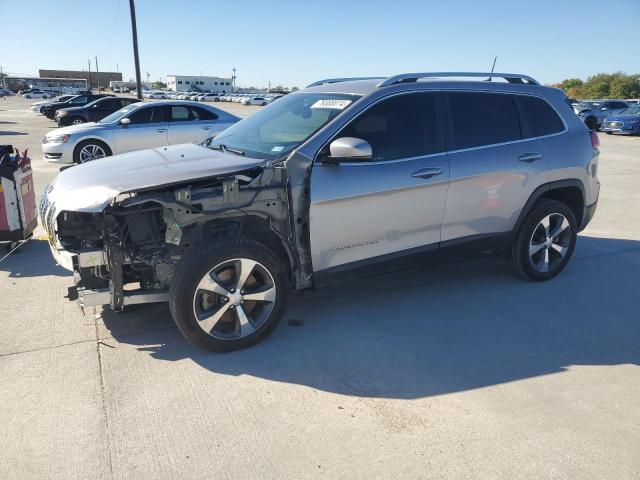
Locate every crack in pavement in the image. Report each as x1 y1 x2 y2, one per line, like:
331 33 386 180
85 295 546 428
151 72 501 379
0 326 178 358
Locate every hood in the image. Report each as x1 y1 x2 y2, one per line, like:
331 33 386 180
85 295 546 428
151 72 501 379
45 122 106 138
604 114 640 122
48 143 265 213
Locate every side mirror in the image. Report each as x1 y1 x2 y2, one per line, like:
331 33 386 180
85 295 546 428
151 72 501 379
323 137 372 164
119 117 131 126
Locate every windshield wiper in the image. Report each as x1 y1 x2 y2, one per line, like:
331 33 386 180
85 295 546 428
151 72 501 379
210 144 245 156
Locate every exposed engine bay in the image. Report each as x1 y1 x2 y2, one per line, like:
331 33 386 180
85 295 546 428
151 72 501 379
50 164 305 311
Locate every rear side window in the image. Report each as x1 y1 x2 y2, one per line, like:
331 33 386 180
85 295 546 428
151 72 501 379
516 96 565 138
338 92 440 161
448 92 520 149
191 106 217 120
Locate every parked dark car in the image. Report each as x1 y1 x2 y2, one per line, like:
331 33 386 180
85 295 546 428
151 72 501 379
601 104 640 136
41 94 113 120
56 97 139 126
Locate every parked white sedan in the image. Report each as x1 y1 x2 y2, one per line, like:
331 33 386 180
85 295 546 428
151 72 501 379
22 91 50 99
242 96 269 106
196 93 220 102
41 100 240 164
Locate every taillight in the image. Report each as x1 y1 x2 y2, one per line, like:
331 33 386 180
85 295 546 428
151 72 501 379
590 130 599 149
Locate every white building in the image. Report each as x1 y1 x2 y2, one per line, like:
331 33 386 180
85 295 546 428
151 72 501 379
166 75 233 93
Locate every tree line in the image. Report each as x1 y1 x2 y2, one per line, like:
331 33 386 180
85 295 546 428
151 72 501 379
554 72 640 99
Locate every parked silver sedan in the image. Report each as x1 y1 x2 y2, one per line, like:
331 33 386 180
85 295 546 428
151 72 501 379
42 101 240 164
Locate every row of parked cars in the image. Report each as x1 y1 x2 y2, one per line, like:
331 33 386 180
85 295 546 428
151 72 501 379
128 90 284 106
31 92 239 164
573 99 640 135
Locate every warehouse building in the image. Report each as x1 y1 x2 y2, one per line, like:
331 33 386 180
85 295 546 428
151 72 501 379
39 69 122 90
3 76 88 92
166 75 233 93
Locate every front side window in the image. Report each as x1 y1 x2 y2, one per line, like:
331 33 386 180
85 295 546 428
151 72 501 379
70 96 87 104
337 92 440 161
209 92 360 160
448 92 520 149
128 106 165 124
516 95 564 137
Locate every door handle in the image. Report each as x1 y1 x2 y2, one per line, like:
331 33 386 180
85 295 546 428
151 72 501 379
518 153 543 163
156 128 167 133
202 126 211 130
412 167 443 179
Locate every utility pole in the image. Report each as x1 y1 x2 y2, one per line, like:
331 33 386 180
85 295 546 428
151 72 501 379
129 0 143 100
95 56 100 91
232 67 236 93
88 59 93 92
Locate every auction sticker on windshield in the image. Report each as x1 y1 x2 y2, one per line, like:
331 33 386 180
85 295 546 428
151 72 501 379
310 99 352 110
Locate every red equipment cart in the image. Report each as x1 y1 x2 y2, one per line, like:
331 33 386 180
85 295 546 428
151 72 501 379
0 146 37 252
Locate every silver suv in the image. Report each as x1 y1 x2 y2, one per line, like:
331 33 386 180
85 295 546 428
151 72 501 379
40 72 600 352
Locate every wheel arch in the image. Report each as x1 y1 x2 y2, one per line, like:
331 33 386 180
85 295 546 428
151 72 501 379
72 137 113 163
181 214 295 282
512 180 586 240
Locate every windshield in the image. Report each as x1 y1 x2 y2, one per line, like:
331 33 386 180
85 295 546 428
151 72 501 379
620 106 640 116
99 104 139 123
208 92 360 160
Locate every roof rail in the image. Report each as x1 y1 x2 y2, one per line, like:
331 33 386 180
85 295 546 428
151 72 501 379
377 72 540 88
306 77 385 88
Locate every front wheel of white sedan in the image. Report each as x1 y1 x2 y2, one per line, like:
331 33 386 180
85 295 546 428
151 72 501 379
169 238 288 352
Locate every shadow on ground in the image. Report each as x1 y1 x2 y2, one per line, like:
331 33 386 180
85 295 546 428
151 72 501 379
0 131 28 136
0 239 70 277
97 235 640 399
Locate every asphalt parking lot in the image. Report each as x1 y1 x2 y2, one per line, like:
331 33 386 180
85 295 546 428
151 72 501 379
1 95 639 479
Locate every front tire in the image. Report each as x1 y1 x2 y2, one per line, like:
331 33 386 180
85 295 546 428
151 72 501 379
169 238 288 352
507 199 577 281
73 139 112 164
585 116 597 130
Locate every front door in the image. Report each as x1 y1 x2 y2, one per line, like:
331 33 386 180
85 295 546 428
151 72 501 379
113 105 169 154
309 92 449 273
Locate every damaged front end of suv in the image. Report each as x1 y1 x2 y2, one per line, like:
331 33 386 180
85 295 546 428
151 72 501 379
40 90 360 351
39 140 308 313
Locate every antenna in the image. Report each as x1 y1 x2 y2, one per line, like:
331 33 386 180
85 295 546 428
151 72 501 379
486 56 497 81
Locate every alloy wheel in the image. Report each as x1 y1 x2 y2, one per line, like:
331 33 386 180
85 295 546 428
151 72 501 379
528 213 571 273
79 144 107 163
192 258 277 340
71 118 84 125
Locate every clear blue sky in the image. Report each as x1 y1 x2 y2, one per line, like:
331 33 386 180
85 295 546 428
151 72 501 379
2 0 638 88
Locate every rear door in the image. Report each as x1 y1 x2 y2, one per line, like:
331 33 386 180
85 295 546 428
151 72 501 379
441 91 549 243
113 105 169 154
309 91 449 272
167 105 220 144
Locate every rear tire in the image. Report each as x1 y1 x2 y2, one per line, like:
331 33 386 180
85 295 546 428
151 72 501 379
169 238 288 352
507 199 577 281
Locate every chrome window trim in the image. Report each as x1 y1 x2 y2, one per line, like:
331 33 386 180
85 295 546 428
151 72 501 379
333 151 447 167
309 88 569 166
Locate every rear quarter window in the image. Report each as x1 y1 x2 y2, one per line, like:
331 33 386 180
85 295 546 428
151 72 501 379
516 96 565 138
448 92 521 149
